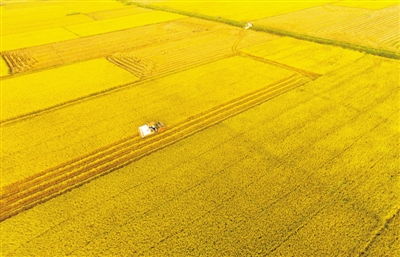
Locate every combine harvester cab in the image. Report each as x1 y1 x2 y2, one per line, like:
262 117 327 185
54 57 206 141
138 121 166 138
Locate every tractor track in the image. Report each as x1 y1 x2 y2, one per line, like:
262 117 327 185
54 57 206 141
0 74 310 221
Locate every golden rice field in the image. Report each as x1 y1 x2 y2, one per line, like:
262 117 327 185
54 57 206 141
1 0 399 256
255 4 400 53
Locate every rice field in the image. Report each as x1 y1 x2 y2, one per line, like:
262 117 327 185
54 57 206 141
0 2 183 51
240 36 364 75
1 56 297 186
0 18 224 76
134 0 400 57
255 4 400 53
133 0 333 21
1 0 399 256
1 58 139 123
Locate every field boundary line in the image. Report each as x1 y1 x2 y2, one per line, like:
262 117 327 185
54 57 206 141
238 51 321 79
0 15 188 55
129 2 400 60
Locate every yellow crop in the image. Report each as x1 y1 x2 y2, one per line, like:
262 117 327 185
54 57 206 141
241 37 364 74
0 3 147 35
2 54 398 257
1 14 94 36
107 28 276 78
1 27 78 52
1 6 183 51
65 10 184 37
1 18 226 76
255 4 400 52
0 57 10 76
1 58 138 122
143 0 332 21
1 0 125 16
86 6 150 20
1 56 294 186
1 0 398 256
335 0 399 9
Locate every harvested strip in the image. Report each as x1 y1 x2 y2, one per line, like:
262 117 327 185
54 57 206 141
0 18 224 75
0 74 309 221
1 51 38 73
107 28 275 78
107 55 156 78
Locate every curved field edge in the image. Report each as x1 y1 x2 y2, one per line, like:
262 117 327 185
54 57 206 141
128 2 400 60
359 208 400 256
0 56 10 76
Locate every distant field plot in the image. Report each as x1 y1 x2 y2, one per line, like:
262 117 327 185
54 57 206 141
1 0 125 14
0 4 150 36
108 28 275 78
0 0 126 35
86 6 150 20
1 56 296 186
0 18 221 75
334 0 399 9
0 27 78 52
241 36 364 75
0 14 94 36
1 58 138 123
0 7 183 51
65 10 184 37
135 0 332 21
254 4 400 53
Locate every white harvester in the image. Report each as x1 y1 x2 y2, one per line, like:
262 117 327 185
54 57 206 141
138 121 166 138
